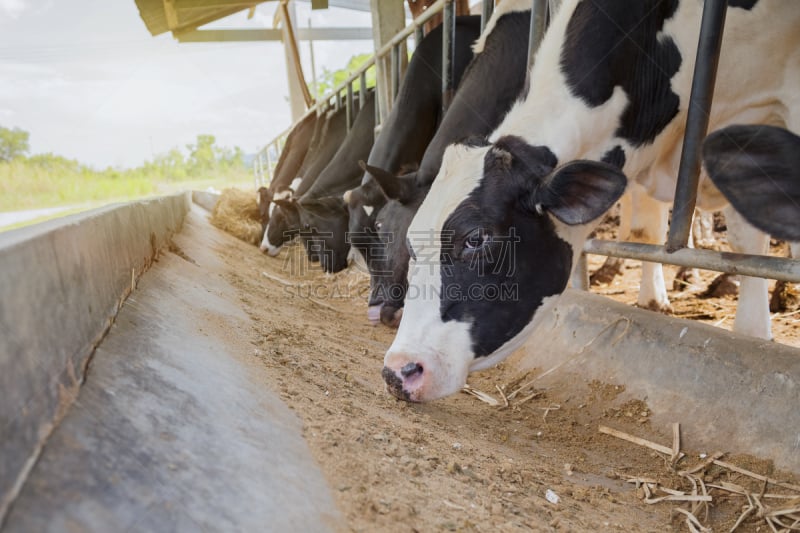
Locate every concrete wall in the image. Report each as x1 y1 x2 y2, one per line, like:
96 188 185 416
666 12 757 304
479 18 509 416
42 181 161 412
512 289 800 473
0 193 190 519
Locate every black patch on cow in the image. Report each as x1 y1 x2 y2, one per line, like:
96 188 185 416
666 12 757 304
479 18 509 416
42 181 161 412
438 137 571 357
728 0 758 10
560 0 681 147
601 145 626 169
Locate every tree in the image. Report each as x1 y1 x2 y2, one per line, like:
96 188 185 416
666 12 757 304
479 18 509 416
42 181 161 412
0 126 30 162
187 134 217 174
315 53 376 98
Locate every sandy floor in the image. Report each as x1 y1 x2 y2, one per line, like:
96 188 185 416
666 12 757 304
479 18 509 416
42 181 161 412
208 209 799 532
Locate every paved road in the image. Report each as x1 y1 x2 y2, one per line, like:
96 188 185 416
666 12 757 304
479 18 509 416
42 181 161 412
0 206 77 228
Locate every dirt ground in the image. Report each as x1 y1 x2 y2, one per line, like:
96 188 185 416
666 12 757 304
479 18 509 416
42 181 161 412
212 209 799 532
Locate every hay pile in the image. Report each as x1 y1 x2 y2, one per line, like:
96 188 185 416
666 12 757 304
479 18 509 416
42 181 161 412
209 188 262 245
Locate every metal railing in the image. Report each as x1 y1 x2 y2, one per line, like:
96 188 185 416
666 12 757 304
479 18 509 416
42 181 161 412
254 0 798 286
254 0 461 189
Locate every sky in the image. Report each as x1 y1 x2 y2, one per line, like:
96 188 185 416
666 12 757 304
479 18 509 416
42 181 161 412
0 0 375 169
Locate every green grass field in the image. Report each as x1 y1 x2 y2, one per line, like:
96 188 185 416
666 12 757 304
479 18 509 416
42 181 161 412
0 156 257 231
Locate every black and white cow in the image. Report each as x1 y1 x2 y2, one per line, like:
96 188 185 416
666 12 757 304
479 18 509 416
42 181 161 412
263 90 377 272
346 16 482 276
382 0 800 402
349 0 533 326
257 112 319 233
259 102 350 256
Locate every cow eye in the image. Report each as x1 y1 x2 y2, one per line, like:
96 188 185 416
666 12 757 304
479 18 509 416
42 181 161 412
375 221 383 231
464 229 490 251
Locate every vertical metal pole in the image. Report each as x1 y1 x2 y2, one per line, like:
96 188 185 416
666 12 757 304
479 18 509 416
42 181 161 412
335 89 342 110
346 81 354 132
527 0 547 70
374 70 381 137
442 0 455 113
666 0 727 252
359 70 367 114
481 0 494 33
264 148 272 186
308 18 317 98
390 45 400 104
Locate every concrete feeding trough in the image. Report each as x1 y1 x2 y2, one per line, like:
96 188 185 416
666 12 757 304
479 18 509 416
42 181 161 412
0 191 797 530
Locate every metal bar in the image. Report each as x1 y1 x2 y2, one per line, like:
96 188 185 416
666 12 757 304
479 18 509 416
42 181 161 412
481 0 494 33
264 149 272 186
390 45 400 104
666 0 728 252
255 0 449 172
335 90 342 110
177 27 374 42
584 239 800 283
414 25 424 48
527 0 548 70
442 0 455 112
359 71 367 114
346 81 354 132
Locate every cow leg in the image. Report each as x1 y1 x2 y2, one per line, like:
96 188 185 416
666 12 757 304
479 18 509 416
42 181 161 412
629 188 670 312
590 192 630 285
723 205 772 340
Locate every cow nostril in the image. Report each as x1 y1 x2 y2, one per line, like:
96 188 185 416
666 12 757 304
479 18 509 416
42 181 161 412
400 362 423 379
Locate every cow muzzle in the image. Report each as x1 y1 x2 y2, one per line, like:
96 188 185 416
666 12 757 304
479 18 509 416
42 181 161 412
382 359 425 402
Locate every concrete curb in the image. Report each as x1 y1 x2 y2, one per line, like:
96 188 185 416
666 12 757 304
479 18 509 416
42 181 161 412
191 190 220 212
0 193 190 522
512 289 800 473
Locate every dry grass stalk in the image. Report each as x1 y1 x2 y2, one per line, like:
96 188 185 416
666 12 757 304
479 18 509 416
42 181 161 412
495 385 509 408
671 423 682 467
712 459 800 493
598 425 685 461
673 507 711 533
540 404 560 422
461 384 500 407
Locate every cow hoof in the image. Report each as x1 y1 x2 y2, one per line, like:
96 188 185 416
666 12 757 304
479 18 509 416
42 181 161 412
639 300 673 314
770 280 799 313
700 273 739 298
589 257 625 285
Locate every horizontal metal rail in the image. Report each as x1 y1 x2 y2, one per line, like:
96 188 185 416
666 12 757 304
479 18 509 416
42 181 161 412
585 239 800 283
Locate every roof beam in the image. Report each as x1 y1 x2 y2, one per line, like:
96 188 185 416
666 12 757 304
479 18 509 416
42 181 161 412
174 0 262 9
163 0 180 29
176 27 373 41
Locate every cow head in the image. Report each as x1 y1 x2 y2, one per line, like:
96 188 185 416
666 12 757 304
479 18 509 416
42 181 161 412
382 136 627 402
355 162 426 328
297 196 351 273
260 198 300 256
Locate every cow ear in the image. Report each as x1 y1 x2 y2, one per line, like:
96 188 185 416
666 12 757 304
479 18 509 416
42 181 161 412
359 160 418 203
532 160 628 225
703 125 800 241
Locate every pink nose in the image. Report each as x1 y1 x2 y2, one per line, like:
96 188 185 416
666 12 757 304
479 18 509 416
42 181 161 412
382 360 425 402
